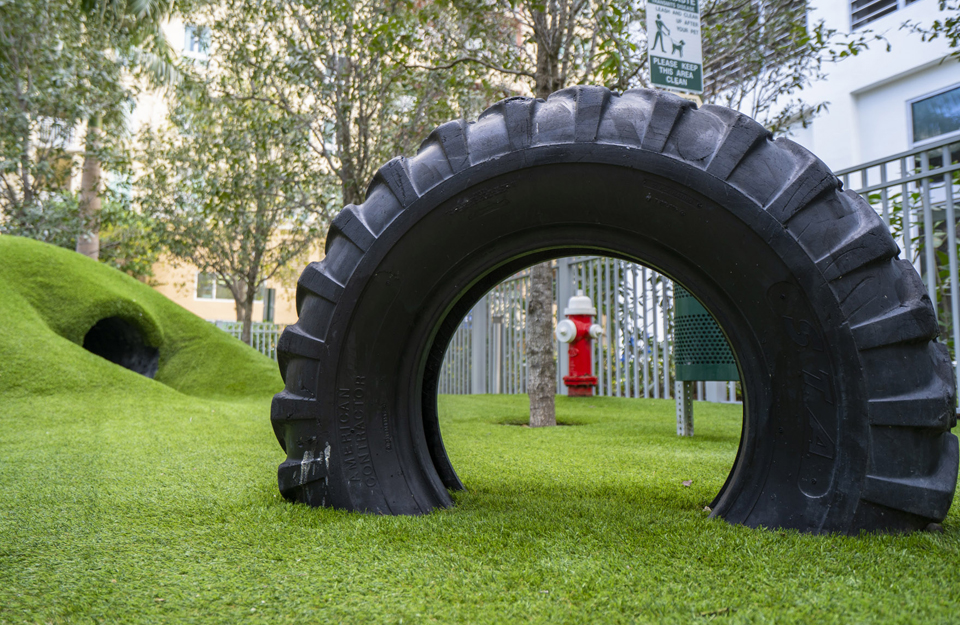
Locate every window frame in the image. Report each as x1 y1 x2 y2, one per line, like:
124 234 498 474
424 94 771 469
195 272 230 301
907 81 960 147
195 272 265 303
183 24 210 59
850 0 920 31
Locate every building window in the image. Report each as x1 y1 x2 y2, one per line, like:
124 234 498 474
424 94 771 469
183 24 210 57
910 84 960 145
850 0 920 30
196 273 263 301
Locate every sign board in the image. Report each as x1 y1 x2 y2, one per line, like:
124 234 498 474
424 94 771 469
647 0 703 94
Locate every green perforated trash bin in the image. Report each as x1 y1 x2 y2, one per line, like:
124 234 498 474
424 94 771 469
673 286 739 381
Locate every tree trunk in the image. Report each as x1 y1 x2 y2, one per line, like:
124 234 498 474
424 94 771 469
236 285 256 346
533 16 562 99
527 262 557 427
525 9 562 427
76 116 101 259
19 111 33 211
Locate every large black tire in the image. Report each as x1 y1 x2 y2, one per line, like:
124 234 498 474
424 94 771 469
271 87 958 533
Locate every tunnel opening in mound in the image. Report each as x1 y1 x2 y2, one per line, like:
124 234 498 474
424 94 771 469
82 317 159 378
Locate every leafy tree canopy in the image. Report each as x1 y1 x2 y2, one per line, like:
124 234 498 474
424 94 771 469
137 8 333 343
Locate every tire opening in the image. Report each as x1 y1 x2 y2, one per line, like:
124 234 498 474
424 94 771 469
82 316 160 378
411 225 771 514
433 256 744 508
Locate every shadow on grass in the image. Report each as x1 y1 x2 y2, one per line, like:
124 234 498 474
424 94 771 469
497 417 582 426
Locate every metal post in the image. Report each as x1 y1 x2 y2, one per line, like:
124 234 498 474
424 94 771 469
471 296 488 394
557 258 572 395
605 258 613 397
676 380 693 436
507 282 514 394
921 151 937 308
660 278 670 399
642 266 649 398
487 293 496 392
492 314 503 394
651 272 660 399
511 279 518 394
592 259 602 396
943 145 960 403
632 266 640 398
901 157 915 270
879 164 890 226
613 260 622 397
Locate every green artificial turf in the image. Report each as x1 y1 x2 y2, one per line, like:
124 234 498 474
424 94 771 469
2 235 959 624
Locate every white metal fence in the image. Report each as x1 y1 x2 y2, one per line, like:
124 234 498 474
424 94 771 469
439 257 697 400
838 135 960 399
212 321 286 360
440 136 960 400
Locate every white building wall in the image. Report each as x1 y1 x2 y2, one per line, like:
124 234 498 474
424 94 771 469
787 0 957 170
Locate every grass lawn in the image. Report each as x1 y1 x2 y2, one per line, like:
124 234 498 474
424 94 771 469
2 393 959 624
2 237 959 623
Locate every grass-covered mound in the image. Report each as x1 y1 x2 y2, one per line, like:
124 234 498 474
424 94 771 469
0 235 281 399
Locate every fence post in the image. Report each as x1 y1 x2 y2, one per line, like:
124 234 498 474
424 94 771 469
491 314 503 394
556 258 572 395
471 296 488 394
662 279 672 400
943 145 960 403
705 381 725 403
920 151 937 308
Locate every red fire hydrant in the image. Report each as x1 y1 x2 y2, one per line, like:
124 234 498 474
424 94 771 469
555 290 604 396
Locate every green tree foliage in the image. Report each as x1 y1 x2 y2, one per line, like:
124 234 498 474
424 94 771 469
0 0 172 277
140 0 492 342
137 23 332 344
98 184 163 279
212 0 491 208
418 0 645 98
0 0 125 244
906 1 960 59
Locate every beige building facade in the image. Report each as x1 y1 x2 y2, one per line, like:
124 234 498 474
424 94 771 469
150 256 319 325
